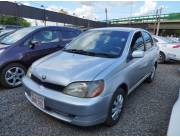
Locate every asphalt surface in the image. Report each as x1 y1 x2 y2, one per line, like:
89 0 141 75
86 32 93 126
0 62 180 135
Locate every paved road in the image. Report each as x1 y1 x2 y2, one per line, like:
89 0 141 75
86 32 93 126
0 63 180 135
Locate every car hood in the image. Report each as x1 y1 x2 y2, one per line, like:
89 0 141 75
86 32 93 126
32 51 115 86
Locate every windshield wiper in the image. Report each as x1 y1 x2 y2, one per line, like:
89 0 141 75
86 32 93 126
63 49 118 58
95 53 118 58
63 49 97 56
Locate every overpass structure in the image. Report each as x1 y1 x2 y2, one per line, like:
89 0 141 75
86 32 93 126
107 13 180 32
0 1 106 28
0 1 180 35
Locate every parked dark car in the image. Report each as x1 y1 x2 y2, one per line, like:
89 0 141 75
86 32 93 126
0 29 17 41
0 25 22 30
0 26 81 88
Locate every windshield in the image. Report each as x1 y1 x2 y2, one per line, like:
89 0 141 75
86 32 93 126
0 27 36 45
64 30 130 58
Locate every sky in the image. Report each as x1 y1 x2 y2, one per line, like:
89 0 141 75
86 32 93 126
19 1 180 26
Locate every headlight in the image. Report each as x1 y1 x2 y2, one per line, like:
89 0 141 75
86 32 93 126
27 67 32 78
0 49 5 54
63 80 104 98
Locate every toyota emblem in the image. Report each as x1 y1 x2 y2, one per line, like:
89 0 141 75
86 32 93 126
42 75 46 80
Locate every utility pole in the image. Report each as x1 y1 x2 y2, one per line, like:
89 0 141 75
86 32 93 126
153 9 158 35
105 8 108 25
41 5 46 26
15 2 22 29
156 7 163 36
35 20 38 26
88 19 90 28
129 3 133 24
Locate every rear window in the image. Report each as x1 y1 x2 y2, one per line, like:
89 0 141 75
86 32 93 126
62 31 80 39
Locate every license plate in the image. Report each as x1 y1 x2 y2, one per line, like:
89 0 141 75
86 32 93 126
31 92 44 109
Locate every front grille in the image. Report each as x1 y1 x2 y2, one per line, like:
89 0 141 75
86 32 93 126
31 74 65 92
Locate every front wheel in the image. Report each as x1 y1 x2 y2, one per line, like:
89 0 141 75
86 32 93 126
158 52 166 64
0 63 27 88
105 88 125 126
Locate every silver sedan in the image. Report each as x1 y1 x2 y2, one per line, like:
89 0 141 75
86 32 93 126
22 27 159 126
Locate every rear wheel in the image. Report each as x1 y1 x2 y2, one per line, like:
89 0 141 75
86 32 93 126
158 52 165 64
105 88 125 126
0 63 26 88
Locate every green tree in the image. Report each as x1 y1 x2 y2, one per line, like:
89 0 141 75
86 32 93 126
0 15 30 27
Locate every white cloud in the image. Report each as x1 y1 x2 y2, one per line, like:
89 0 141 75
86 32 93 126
77 1 134 7
46 5 62 12
134 1 157 16
21 2 30 6
73 5 97 19
74 1 135 20
46 4 97 20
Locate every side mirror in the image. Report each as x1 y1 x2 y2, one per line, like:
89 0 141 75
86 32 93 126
29 40 39 49
132 50 144 58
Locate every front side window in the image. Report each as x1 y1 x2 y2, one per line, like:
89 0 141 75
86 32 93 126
128 32 145 61
131 32 145 52
32 30 60 44
142 32 153 50
64 30 130 58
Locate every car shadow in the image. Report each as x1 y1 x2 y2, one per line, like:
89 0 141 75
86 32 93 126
0 85 4 91
162 60 180 65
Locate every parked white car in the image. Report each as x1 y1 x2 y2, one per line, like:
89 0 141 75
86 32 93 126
167 89 180 136
153 35 180 63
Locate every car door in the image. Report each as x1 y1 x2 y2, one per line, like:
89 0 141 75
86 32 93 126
126 31 147 90
22 29 62 65
142 31 156 73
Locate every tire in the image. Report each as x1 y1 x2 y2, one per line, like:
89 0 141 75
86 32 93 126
0 63 27 88
158 52 165 64
105 88 126 126
146 65 156 83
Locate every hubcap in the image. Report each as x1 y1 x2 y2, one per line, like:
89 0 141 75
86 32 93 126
159 54 163 62
5 67 25 87
112 94 124 120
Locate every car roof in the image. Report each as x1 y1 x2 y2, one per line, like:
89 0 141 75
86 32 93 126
28 26 81 31
90 27 145 32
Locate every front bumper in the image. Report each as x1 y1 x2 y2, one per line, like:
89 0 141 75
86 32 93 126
22 77 111 126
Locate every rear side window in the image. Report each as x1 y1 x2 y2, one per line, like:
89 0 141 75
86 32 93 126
62 31 79 40
142 31 153 50
32 30 60 43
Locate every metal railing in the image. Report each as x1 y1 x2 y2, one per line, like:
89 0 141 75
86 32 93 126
107 13 180 24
